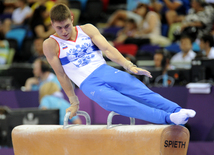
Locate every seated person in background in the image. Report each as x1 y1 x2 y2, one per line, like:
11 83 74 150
0 0 32 35
154 51 164 69
106 3 146 28
153 49 172 87
29 37 45 63
39 82 82 125
151 0 190 26
170 34 196 64
113 18 138 46
199 34 214 59
127 0 151 11
175 0 214 39
31 0 55 27
0 31 10 64
24 58 61 91
11 0 32 26
154 49 170 69
29 5 55 39
133 3 171 46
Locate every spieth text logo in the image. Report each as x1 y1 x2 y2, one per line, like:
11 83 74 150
164 140 186 148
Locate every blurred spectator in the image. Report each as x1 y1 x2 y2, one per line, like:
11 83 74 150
127 0 150 11
133 3 171 46
113 18 138 45
31 0 55 26
0 31 9 64
11 0 32 26
106 2 146 28
154 50 165 69
199 33 214 59
151 0 190 26
110 3 170 47
29 5 55 39
154 49 171 71
0 0 32 35
39 82 82 125
174 0 214 40
152 49 173 87
170 34 196 64
29 37 45 63
24 58 61 91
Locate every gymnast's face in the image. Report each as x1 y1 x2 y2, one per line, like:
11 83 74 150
52 18 74 40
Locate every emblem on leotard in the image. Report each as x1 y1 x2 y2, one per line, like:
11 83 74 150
66 43 95 68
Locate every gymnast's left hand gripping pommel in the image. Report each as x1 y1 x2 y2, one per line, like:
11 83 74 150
66 95 80 119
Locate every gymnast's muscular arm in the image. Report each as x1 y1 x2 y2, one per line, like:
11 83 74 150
81 24 152 78
43 38 79 119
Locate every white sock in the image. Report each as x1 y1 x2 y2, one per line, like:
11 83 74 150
180 109 196 118
170 109 196 125
170 112 189 125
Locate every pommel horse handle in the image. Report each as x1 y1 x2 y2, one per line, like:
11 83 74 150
63 111 91 129
107 111 135 129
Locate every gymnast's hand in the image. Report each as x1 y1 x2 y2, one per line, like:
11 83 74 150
129 66 152 78
66 105 79 119
66 95 80 119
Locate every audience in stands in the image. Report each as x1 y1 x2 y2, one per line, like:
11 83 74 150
29 37 45 63
0 0 214 88
154 49 171 71
133 3 171 46
174 0 214 40
24 58 61 91
154 50 165 69
39 82 82 125
199 33 214 59
170 34 196 65
151 0 190 26
0 31 10 64
29 5 55 39
11 0 32 26
153 49 172 87
106 2 146 28
0 0 32 36
127 0 150 11
110 3 171 47
113 18 138 46
30 0 55 27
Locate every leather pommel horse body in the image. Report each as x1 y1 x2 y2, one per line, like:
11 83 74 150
12 111 190 155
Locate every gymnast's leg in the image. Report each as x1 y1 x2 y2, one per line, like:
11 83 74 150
106 68 196 124
81 82 171 124
80 64 196 124
95 65 180 113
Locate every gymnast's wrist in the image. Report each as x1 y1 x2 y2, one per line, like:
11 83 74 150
123 60 137 71
69 95 79 106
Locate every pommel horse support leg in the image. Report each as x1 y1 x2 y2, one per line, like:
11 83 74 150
12 111 190 155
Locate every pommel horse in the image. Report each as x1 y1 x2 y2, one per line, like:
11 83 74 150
12 111 190 155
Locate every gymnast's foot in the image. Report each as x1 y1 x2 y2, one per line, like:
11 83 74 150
170 109 196 125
